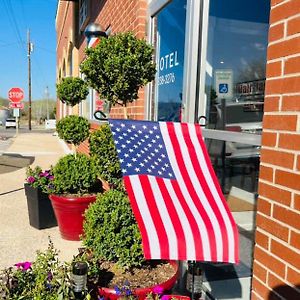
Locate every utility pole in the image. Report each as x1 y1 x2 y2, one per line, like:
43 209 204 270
45 86 49 120
27 29 33 130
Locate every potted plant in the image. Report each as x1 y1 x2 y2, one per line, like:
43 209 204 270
80 31 156 118
49 115 101 241
56 76 89 107
82 190 179 299
0 240 90 299
24 166 57 229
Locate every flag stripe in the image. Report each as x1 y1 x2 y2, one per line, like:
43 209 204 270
157 179 188 259
185 123 229 261
148 177 179 260
178 123 229 260
173 122 224 261
138 176 170 258
160 122 211 261
124 176 160 259
164 179 197 259
193 125 239 262
165 122 218 261
170 180 205 261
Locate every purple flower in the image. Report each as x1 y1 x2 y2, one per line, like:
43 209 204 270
114 286 121 295
125 289 132 296
153 286 164 295
47 272 53 281
14 261 32 271
161 296 169 300
48 175 54 181
40 171 50 177
27 176 35 184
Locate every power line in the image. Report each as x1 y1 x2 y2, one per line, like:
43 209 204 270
3 0 26 53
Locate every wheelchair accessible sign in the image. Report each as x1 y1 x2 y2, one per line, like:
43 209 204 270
215 69 233 99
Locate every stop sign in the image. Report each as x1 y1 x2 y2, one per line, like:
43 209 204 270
8 87 24 103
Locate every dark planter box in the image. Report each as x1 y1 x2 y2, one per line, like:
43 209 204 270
24 184 57 229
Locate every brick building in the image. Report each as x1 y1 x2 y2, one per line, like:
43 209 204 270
56 1 300 299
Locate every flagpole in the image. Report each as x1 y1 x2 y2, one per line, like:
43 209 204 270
187 260 203 300
191 261 195 300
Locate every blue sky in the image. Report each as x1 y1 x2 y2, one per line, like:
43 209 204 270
0 0 57 101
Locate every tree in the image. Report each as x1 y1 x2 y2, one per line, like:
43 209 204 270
80 32 156 118
56 77 89 107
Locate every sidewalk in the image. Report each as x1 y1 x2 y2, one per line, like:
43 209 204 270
0 131 81 269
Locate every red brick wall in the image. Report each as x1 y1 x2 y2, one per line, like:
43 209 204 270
56 1 75 120
74 0 148 155
252 1 300 299
77 0 148 121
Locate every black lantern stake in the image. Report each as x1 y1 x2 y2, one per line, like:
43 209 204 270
72 261 88 299
186 261 203 300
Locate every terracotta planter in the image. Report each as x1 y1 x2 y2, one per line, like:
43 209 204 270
98 261 179 300
24 184 57 229
49 194 96 241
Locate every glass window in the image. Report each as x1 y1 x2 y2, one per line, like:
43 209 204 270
79 0 89 31
151 0 187 122
205 0 270 132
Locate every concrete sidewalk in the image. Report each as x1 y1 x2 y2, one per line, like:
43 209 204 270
0 132 81 269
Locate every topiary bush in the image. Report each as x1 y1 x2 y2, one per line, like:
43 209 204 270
56 77 89 107
89 124 123 190
82 190 144 269
52 153 99 195
80 32 156 112
56 115 90 146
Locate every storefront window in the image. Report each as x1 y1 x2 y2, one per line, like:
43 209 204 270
151 0 187 122
199 2 270 295
204 0 270 195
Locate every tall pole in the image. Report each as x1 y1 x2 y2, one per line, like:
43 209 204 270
27 29 32 130
45 86 49 120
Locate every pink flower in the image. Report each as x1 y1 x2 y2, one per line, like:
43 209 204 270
153 286 164 295
27 176 35 184
14 261 32 271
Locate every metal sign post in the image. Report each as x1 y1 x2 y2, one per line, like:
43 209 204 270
13 109 20 135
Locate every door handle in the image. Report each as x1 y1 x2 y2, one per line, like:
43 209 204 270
197 115 207 127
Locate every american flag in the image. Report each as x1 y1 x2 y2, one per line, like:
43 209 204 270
109 119 239 264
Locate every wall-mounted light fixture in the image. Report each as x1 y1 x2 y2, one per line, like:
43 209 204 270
84 23 108 39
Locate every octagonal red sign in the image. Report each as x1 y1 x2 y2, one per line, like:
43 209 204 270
8 87 24 103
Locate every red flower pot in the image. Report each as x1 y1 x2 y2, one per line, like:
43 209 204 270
49 194 96 241
98 261 179 300
161 295 190 300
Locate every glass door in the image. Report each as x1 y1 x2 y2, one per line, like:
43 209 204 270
198 0 270 298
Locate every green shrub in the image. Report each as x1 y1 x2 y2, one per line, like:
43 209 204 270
89 124 123 190
83 190 144 269
56 77 89 107
56 115 90 146
0 240 79 299
52 153 98 195
80 32 156 107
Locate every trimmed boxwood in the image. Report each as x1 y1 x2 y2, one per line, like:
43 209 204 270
56 77 89 107
56 115 90 146
83 190 144 269
80 32 156 108
52 153 98 195
89 124 123 190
